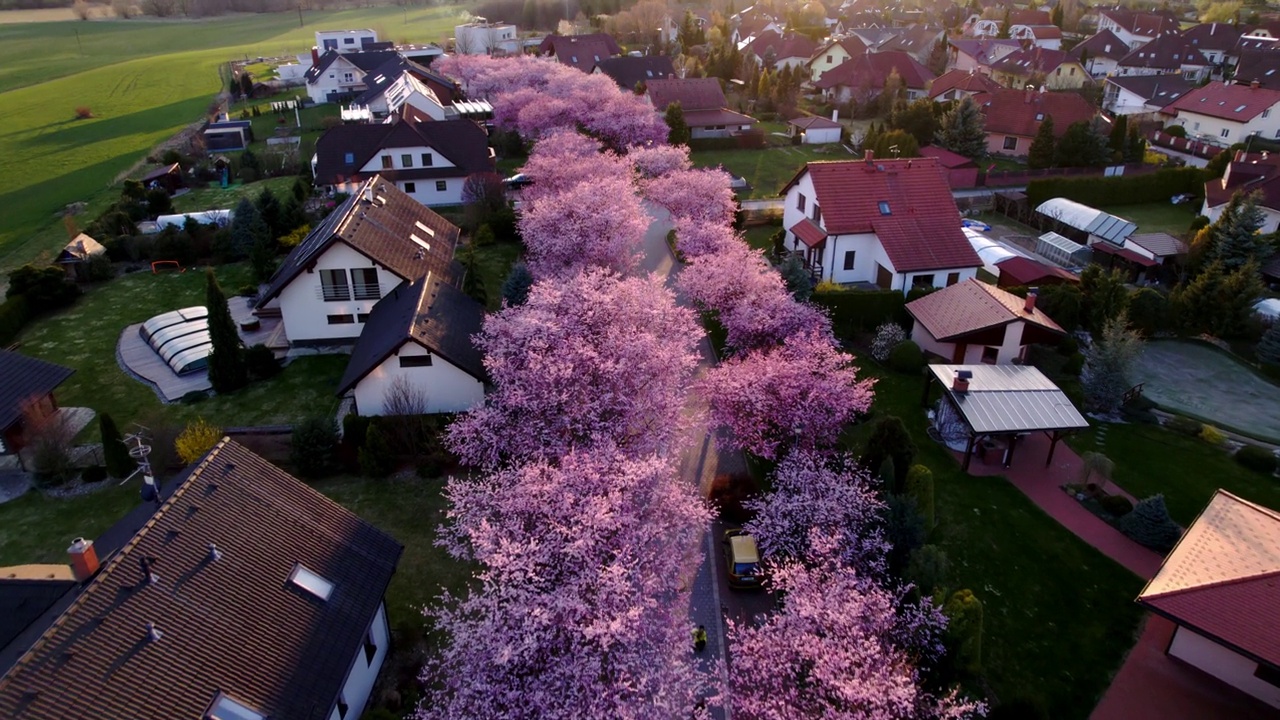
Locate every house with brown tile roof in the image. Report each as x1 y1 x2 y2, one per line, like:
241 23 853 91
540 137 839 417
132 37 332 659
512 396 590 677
929 67 1004 101
1181 22 1245 66
1137 490 1280 710
1201 150 1280 234
948 37 1021 73
645 78 757 138
0 439 404 720
1009 23 1064 50
779 156 982 292
1233 46 1280 88
744 30 819 70
988 46 1090 90
1163 81 1280 150
906 279 1064 364
592 55 676 90
813 50 935 104
807 36 870 83
538 33 621 72
1096 8 1180 50
1116 32 1212 83
981 87 1097 157
1071 29 1131 78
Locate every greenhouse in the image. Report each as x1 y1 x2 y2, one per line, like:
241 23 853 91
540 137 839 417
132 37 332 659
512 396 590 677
1035 232 1092 269
139 306 212 375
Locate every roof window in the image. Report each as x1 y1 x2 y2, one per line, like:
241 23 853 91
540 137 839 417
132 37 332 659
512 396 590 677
1035 112 1045 121
207 693 265 720
1235 104 1247 112
414 220 436 237
878 201 891 215
289 564 334 601
410 233 430 251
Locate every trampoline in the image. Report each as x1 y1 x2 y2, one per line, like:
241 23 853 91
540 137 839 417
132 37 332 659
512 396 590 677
139 307 212 375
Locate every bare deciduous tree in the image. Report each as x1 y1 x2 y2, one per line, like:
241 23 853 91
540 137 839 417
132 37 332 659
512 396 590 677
381 375 429 457
22 400 76 488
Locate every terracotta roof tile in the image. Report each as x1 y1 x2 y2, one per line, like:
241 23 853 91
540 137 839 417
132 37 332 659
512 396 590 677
0 351 73 431
1165 80 1280 121
539 33 621 72
1180 22 1244 52
993 256 1078 285
981 88 1096 139
0 440 403 719
789 218 828 248
989 46 1079 77
1118 32 1209 71
783 158 981 272
1139 490 1280 666
594 55 676 89
1099 9 1180 38
928 68 1003 99
1071 29 1130 61
906 278 1063 339
1105 73 1195 106
646 77 728 112
814 50 935 90
745 30 818 61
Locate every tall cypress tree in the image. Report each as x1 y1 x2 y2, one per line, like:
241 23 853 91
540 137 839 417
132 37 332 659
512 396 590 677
205 269 247 394
99 412 134 479
1027 115 1056 169
664 101 691 146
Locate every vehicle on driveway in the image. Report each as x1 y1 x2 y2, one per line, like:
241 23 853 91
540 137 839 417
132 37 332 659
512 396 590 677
1170 193 1195 205
503 173 532 189
961 218 992 232
722 529 762 590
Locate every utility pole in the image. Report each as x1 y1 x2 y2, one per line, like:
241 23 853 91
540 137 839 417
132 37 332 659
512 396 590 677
297 2 303 28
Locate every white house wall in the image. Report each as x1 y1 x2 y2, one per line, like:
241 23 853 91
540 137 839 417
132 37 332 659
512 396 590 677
1169 104 1280 145
801 127 842 144
1168 625 1280 709
327 602 391 720
352 340 485 414
308 56 367 104
277 242 398 344
1197 200 1280 232
810 46 854 81
359 146 457 173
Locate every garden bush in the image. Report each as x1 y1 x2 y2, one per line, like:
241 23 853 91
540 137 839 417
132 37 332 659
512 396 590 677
1165 416 1203 436
0 294 30 347
811 290 908 335
175 417 221 464
1057 334 1079 356
81 465 108 483
245 344 282 381
888 340 924 373
944 589 984 676
905 544 948 598
1026 167 1207 207
1099 494 1134 517
870 322 906 362
291 417 339 479
1235 445 1278 475
1063 352 1086 376
905 464 935 529
359 423 394 478
1198 424 1226 446
1120 495 1183 552
1127 288 1169 336
6 264 80 309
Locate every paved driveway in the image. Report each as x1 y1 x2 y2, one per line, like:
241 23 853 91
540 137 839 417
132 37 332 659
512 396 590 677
1131 341 1280 443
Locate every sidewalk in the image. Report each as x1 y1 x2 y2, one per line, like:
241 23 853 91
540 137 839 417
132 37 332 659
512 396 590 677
954 431 1163 579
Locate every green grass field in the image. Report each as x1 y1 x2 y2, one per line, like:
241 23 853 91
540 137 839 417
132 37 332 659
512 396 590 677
0 6 464 273
691 142 858 199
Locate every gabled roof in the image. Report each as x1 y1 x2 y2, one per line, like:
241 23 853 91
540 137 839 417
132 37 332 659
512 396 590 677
311 119 493 187
338 274 487 393
305 49 399 83
1071 29 1131 61
745 30 819 61
920 144 979 169
0 439 404 720
647 77 728 112
1099 8 1180 38
989 46 1081 77
813 50 935 90
848 26 901 49
1165 80 1280 121
781 158 982 272
881 24 944 54
258 175 461 307
1233 49 1280 87
994 255 1078 285
907 278 1063 340
1181 22 1244 53
949 37 1020 65
0 350 73 431
789 115 842 130
810 35 869 65
539 33 621 72
1127 232 1187 257
1013 24 1063 41
1237 34 1280 55
0 579 75 657
1205 150 1280 212
789 217 828 248
1118 32 1208 70
1105 73 1195 106
140 163 181 183
355 56 457 106
1009 8 1052 25
55 233 106 264
593 55 676 89
1138 490 1280 667
981 88 1096 139
928 68 1004 99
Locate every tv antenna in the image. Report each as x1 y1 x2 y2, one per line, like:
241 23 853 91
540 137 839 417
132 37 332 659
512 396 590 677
122 425 160 504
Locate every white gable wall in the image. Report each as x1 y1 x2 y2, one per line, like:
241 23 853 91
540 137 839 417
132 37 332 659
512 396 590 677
308 56 368 104
353 340 485 415
277 242 399 344
328 603 390 720
1170 104 1280 146
1168 625 1280 709
359 146 457 173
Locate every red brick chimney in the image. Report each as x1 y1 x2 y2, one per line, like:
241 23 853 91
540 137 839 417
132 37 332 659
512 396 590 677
311 47 320 66
864 149 874 164
68 537 100 583
1252 80 1261 89
952 370 971 392
1024 290 1038 313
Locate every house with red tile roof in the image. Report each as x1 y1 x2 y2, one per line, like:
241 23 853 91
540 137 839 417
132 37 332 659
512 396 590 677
981 88 1097 157
779 156 982 292
1071 29 1131 78
1009 24 1064 50
929 68 1003 102
988 46 1090 90
1164 81 1280 150
1116 32 1212 83
1137 490 1280 710
1096 8 1180 50
1202 150 1280 234
744 30 818 70
538 33 622 73
906 279 1064 364
645 78 757 139
813 50 935 104
948 38 1021 73
807 36 870 83
1181 22 1245 66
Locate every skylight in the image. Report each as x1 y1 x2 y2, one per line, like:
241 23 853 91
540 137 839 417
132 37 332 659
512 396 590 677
1035 113 1045 121
1235 104 1247 112
878 201 891 215
414 221 436 237
289 564 333 601
207 694 265 720
410 233 430 251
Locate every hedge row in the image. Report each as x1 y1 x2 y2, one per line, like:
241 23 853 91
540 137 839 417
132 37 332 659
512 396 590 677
687 130 767 152
0 294 29 347
1025 167 1209 208
812 290 910 335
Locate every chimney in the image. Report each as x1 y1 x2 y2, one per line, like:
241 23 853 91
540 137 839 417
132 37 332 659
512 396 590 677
1024 288 1038 313
67 538 100 583
311 47 319 66
952 370 972 392
363 184 375 204
832 108 839 123
1252 80 1261 89
864 149 874 164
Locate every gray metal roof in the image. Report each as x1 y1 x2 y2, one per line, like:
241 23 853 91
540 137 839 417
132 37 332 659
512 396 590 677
930 363 1090 434
1035 198 1136 244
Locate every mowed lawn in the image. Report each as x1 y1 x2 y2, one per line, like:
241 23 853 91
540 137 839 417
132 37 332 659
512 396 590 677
0 5 463 272
691 142 858 199
13 262 347 431
847 368 1144 718
1097 202 1200 237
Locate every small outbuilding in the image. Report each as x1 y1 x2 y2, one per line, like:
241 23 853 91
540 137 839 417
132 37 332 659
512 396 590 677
1035 197 1137 246
203 120 254 152
54 233 107 280
0 350 74 455
907 279 1065 364
993 256 1077 288
788 115 843 144
1137 490 1280 709
139 163 185 195
922 363 1089 471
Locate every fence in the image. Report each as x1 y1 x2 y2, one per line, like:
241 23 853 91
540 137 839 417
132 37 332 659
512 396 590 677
1148 131 1225 160
969 162 1157 188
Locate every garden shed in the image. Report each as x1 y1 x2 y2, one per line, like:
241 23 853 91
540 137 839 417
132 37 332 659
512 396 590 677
0 350 73 455
54 233 106 280
922 363 1089 471
203 120 254 152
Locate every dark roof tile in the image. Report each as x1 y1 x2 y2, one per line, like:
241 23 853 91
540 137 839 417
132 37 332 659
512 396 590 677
0 351 73 431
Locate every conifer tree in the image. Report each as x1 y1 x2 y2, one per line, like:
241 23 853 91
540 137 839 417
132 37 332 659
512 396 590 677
934 95 987 159
205 269 247 394
1027 115 1055 168
99 413 134 479
663 101 690 146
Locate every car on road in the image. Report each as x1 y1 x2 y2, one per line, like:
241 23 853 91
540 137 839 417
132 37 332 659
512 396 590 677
503 173 532 189
722 529 762 590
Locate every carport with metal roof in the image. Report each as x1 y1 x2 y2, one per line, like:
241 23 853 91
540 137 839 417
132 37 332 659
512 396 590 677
922 364 1090 472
